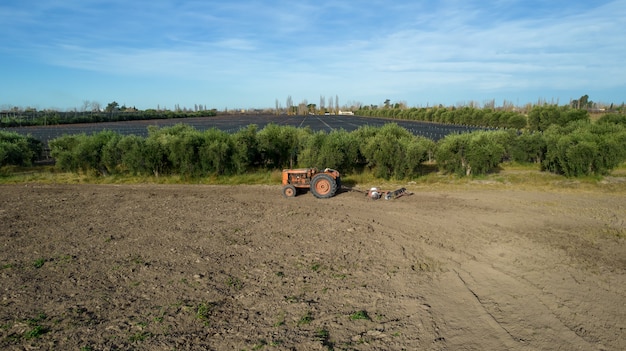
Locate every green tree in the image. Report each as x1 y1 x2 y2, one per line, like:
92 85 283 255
510 131 546 163
435 131 509 176
528 105 589 131
117 134 148 175
75 130 120 175
597 113 626 126
49 134 82 172
358 123 431 179
232 124 261 172
257 124 303 168
105 101 119 113
0 131 41 167
542 121 626 176
199 128 236 175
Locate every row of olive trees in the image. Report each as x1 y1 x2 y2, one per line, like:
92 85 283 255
47 118 626 179
48 124 436 179
0 109 218 128
357 105 593 131
435 115 626 177
0 131 43 167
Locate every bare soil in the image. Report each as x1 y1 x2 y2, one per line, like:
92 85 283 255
1 183 624 350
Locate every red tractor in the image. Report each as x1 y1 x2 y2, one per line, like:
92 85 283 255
281 168 341 199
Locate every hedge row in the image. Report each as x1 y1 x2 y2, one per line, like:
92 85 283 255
49 124 437 179
0 109 218 128
357 105 592 131
47 120 626 179
0 131 43 167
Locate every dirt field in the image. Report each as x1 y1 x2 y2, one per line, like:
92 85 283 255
1 182 625 350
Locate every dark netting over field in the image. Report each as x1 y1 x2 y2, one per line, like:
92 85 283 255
1 114 485 147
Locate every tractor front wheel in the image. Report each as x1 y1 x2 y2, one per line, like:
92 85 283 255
282 184 297 198
310 174 337 199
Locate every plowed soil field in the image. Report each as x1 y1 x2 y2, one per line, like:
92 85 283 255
1 183 625 350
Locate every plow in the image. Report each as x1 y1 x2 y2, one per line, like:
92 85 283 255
281 167 413 200
344 186 413 200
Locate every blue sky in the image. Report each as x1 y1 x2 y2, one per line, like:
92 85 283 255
1 0 624 111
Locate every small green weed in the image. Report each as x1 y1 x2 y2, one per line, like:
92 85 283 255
23 313 49 339
298 311 313 326
33 258 46 269
57 254 74 264
315 328 334 350
24 325 48 339
129 331 151 342
349 310 370 321
131 255 145 265
227 276 243 290
27 313 47 325
273 312 285 327
196 302 218 325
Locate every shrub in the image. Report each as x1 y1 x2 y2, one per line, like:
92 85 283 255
257 124 303 168
542 121 626 176
75 130 120 175
597 113 626 126
232 124 261 171
359 123 431 179
510 131 546 163
117 135 148 175
298 129 360 172
528 105 589 131
49 134 82 172
435 131 509 176
199 128 237 175
0 131 41 166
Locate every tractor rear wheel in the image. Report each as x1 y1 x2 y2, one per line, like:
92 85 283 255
282 184 297 198
310 174 337 199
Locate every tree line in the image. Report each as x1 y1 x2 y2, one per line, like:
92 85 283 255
0 107 217 128
356 104 599 130
2 108 625 178
3 113 622 178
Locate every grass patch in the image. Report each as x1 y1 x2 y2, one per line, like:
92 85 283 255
196 302 216 322
195 301 222 326
226 276 243 290
130 255 146 265
349 310 370 321
129 331 151 343
1 162 625 195
273 312 286 327
298 311 313 326
0 167 281 185
315 328 334 349
32 258 46 269
24 313 49 339
24 325 47 339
